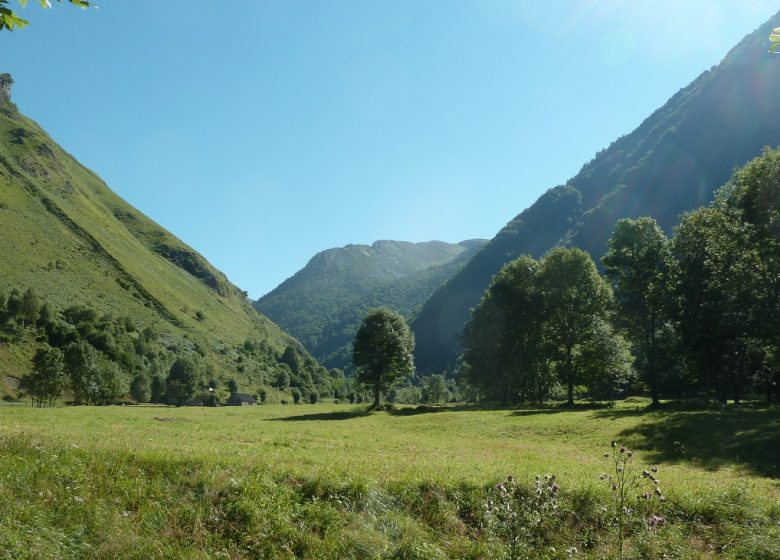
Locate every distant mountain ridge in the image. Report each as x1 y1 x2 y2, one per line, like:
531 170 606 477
412 11 780 373
0 83 319 393
254 239 487 370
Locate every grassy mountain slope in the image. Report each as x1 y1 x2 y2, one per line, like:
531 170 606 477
413 12 780 373
254 239 486 370
0 94 316 394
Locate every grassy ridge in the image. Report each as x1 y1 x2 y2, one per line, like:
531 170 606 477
0 102 312 390
1 401 778 558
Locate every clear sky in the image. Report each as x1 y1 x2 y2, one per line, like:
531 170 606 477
2 1 777 297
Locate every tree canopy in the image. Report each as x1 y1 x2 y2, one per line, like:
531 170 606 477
352 307 415 409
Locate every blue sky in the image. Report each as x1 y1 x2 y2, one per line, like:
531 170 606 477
2 1 778 297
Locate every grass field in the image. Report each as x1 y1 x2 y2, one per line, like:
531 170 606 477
1 400 778 559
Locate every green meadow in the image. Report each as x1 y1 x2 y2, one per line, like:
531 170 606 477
1 401 778 559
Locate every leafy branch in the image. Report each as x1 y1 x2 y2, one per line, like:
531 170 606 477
0 0 92 31
770 26 780 53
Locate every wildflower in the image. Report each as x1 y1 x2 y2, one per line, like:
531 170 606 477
620 446 626 454
495 483 506 493
642 470 650 478
506 475 514 483
612 483 618 491
647 514 667 527
617 467 624 473
611 441 617 448
654 487 663 496
651 466 658 473
627 450 633 457
603 452 610 457
642 492 650 500
551 483 560 494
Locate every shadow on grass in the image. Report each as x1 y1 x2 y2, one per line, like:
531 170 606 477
270 409 372 422
594 405 780 478
509 402 613 416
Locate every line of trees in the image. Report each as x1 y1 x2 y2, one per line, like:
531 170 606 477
461 147 780 406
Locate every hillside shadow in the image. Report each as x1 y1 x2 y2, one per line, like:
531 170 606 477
599 406 780 478
270 410 371 422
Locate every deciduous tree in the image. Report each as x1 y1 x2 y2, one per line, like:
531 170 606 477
352 308 415 409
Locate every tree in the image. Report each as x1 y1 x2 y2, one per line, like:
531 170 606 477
463 255 549 404
603 217 672 405
575 319 634 403
64 341 103 405
291 387 302 404
273 368 290 390
423 374 448 404
130 372 151 403
19 287 39 329
23 346 66 407
536 248 614 406
227 378 239 395
166 357 200 406
771 26 780 53
150 374 166 403
352 307 415 409
0 0 92 31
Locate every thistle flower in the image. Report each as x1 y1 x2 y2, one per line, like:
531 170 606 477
611 441 617 448
619 446 626 454
642 492 650 500
603 452 610 457
506 475 514 483
651 466 658 473
642 470 650 478
551 483 560 494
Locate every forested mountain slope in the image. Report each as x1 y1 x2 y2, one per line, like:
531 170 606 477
412 12 780 373
0 80 320 395
254 239 486 370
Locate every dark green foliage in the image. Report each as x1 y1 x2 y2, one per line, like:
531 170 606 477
308 390 319 405
671 147 780 403
291 387 302 404
463 249 626 405
130 372 151 403
166 357 200 406
255 240 486 370
412 13 780 373
353 308 415 408
227 378 239 395
258 387 267 404
603 218 673 405
64 341 104 405
21 346 66 407
150 374 166 403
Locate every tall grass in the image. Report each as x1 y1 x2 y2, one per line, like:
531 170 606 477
0 400 778 558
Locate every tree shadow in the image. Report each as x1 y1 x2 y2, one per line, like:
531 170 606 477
599 406 780 478
388 405 466 416
269 409 372 422
509 402 613 416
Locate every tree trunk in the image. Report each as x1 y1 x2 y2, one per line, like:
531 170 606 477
372 387 381 410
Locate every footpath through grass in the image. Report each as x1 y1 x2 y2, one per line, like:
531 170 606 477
0 400 778 559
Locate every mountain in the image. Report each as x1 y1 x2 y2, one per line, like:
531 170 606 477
254 239 486 370
412 12 780 373
0 77 320 396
